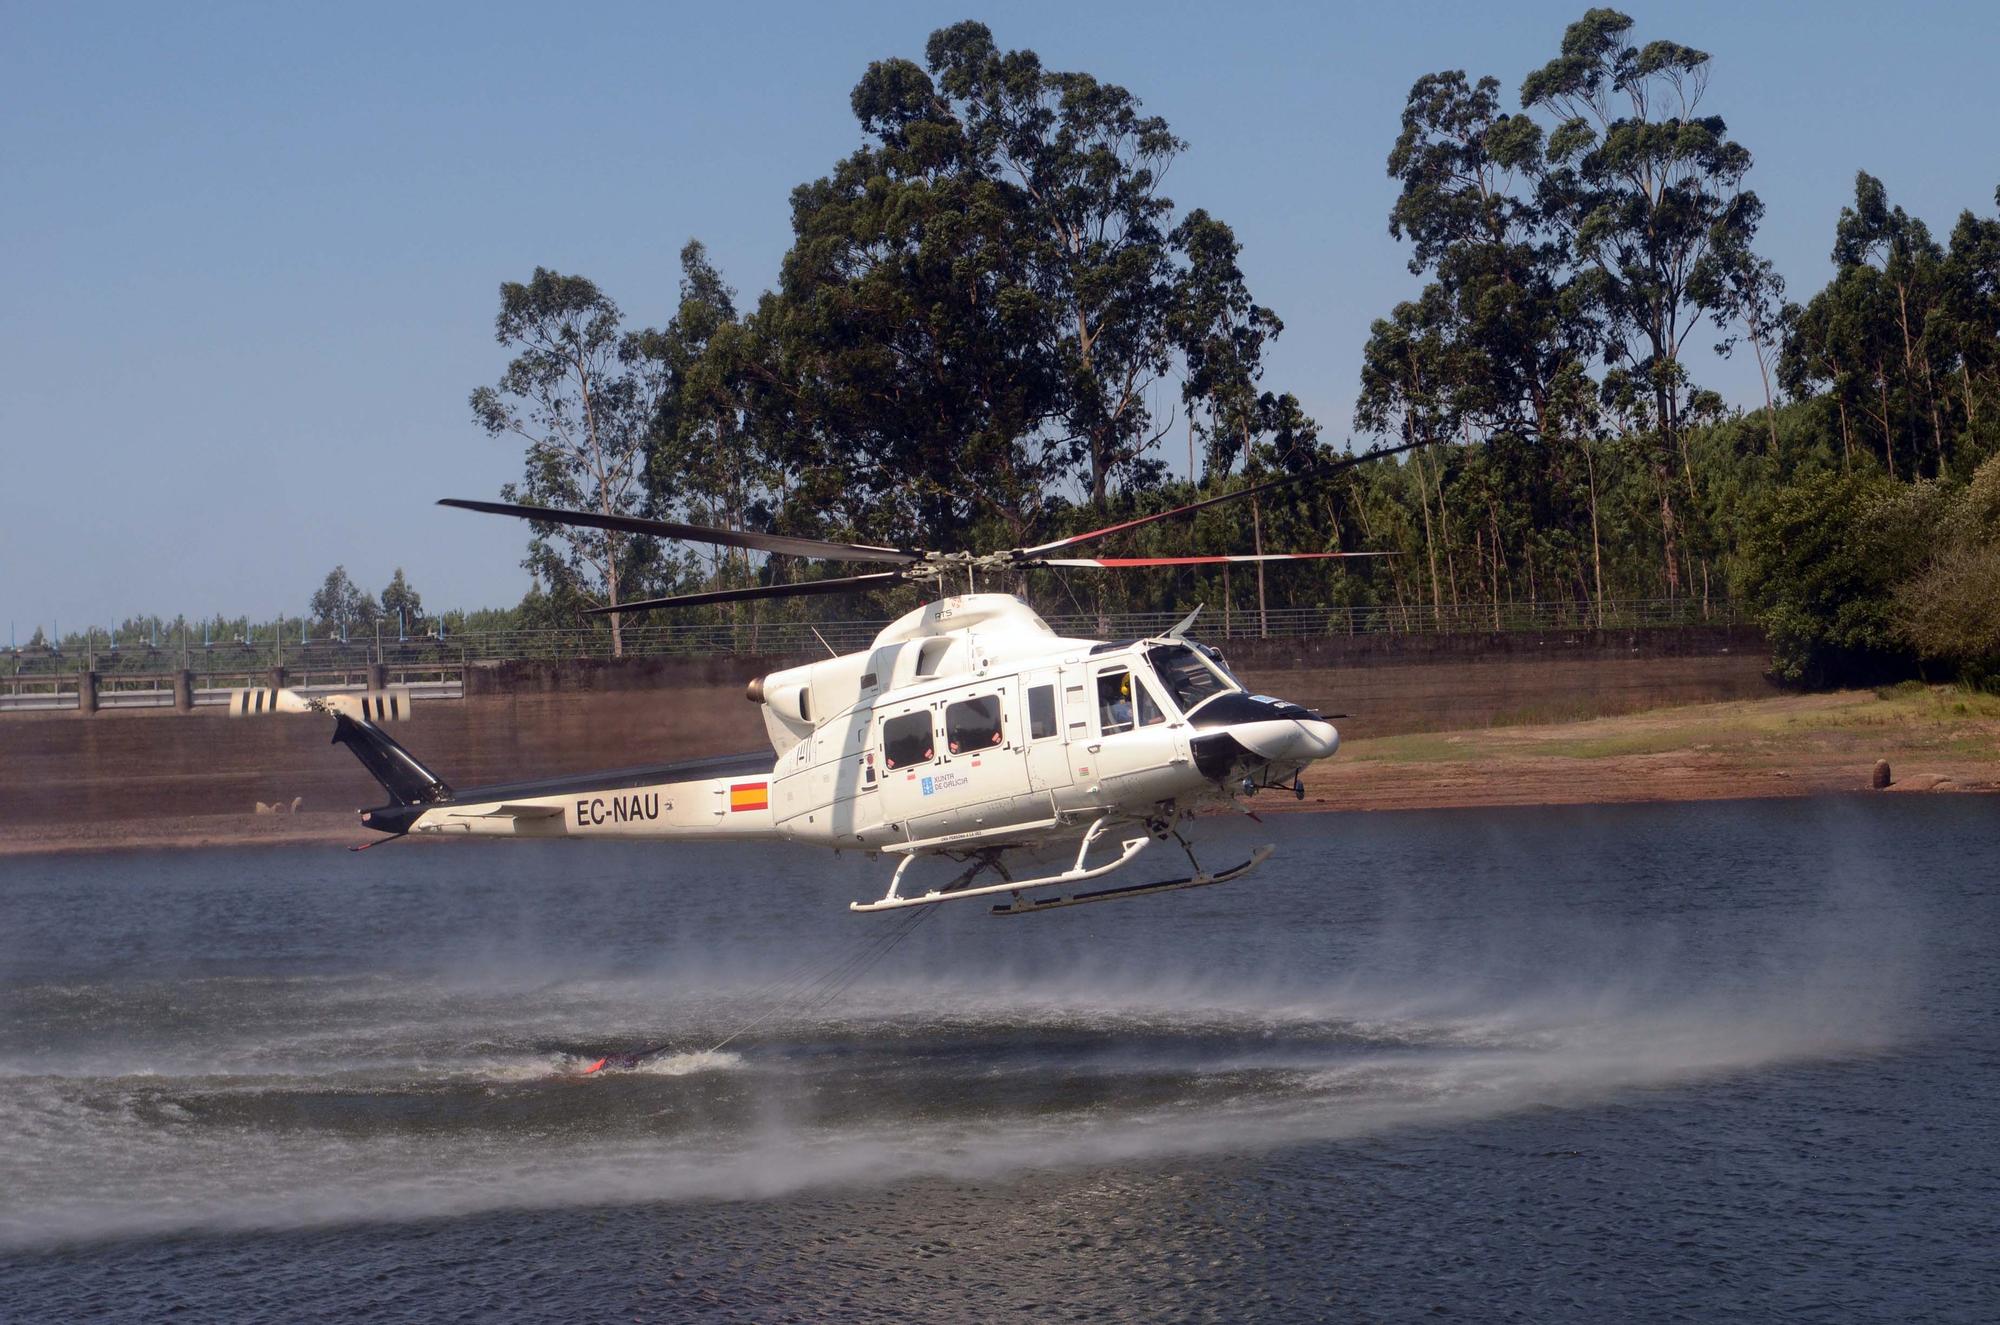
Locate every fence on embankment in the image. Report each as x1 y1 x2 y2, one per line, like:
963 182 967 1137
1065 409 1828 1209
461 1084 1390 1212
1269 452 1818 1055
0 663 465 715
2 596 1745 708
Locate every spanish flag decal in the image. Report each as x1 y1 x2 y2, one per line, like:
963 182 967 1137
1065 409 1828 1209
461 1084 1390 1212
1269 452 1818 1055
728 781 769 812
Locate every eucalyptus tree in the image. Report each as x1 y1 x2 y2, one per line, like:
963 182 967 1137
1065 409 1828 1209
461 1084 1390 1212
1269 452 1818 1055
1709 239 1791 458
379 568 422 631
924 19 1199 509
1784 174 1968 479
754 44 1062 551
1169 207 1284 484
309 566 378 635
470 269 660 654
1833 173 1951 469
1357 69 1606 614
1521 7 1763 600
740 20 1286 557
635 241 768 595
1941 189 2000 454
1780 265 1880 470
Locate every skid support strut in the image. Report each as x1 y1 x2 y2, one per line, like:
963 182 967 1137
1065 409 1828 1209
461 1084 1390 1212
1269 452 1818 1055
989 830 1275 916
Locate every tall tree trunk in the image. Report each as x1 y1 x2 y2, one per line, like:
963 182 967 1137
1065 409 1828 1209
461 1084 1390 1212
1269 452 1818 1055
1410 429 1443 616
1894 282 1943 466
1251 494 1268 639
1922 350 1946 473
1427 447 1460 611
1583 441 1605 628
604 556 624 659
1658 463 1681 600
1488 501 1503 630
1878 374 1897 479
1961 352 1979 434
1749 317 1780 456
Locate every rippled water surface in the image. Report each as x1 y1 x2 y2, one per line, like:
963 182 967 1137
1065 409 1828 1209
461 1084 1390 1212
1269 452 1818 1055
2 798 1996 1321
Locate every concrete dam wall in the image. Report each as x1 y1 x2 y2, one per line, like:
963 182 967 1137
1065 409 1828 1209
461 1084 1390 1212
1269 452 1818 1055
0 627 1772 830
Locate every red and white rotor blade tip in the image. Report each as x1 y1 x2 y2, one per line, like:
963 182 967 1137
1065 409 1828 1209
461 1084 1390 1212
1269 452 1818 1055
1039 551 1399 568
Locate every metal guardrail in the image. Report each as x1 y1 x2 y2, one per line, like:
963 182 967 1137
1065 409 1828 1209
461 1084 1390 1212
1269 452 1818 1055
0 599 1741 681
0 666 465 714
0 598 1746 715
0 680 466 714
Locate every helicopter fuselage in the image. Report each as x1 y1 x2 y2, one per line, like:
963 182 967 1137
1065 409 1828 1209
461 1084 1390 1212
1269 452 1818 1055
362 595 1339 861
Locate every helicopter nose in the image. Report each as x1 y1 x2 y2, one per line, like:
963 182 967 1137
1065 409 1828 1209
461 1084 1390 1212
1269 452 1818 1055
1187 693 1342 775
1230 715 1340 763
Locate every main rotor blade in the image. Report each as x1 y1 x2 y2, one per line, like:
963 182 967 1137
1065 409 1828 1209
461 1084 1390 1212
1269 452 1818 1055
439 498 924 565
1017 439 1429 557
1037 551 1400 568
584 571 908 614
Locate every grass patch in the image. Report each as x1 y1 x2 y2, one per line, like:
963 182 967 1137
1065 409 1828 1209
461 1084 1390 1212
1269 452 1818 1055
1487 698 1625 728
1869 684 2000 723
1523 729 1721 759
1343 684 2000 768
1344 733 1480 763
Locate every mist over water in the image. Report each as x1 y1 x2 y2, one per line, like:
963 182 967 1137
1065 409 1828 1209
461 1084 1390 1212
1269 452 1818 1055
2 798 1995 1320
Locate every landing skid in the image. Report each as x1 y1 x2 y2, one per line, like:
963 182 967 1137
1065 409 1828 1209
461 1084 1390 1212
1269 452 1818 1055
851 816 1149 913
850 813 1276 916
989 845 1274 916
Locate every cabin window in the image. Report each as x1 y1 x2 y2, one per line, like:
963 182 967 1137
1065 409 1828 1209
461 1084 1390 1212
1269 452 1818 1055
882 712 935 769
1027 684 1058 740
1097 669 1135 735
944 695 1004 754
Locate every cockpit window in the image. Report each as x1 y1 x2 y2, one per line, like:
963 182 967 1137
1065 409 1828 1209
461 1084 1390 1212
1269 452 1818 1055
1146 644 1236 714
1135 679 1165 727
1194 642 1246 688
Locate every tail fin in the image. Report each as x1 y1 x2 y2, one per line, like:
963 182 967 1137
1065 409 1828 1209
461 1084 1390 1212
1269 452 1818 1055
230 686 451 823
329 712 452 807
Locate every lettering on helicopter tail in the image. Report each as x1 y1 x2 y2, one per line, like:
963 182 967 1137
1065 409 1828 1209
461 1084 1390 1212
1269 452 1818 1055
572 793 662 826
728 782 769 812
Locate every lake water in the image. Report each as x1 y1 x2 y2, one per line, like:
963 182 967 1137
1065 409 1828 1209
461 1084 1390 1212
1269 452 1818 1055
1 798 1995 1321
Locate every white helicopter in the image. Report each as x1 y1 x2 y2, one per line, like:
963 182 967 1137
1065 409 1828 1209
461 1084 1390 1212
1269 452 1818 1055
238 455 1404 916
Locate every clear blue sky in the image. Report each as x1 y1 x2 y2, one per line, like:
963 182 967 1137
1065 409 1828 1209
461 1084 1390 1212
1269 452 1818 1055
4 0 1997 632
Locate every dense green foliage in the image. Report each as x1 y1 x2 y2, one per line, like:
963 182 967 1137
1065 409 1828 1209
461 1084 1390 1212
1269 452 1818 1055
459 11 1984 686
1342 11 1994 683
472 20 1367 631
25 13 1994 686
